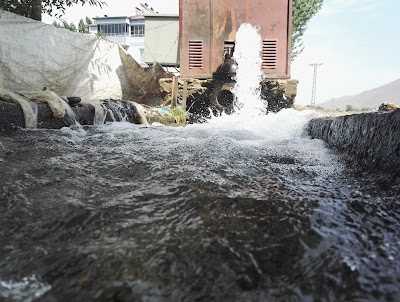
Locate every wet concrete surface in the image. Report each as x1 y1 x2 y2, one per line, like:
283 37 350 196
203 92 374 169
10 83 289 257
307 109 400 178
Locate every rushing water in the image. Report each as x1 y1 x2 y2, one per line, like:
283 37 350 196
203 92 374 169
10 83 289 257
232 24 265 115
1 110 399 301
1 24 399 301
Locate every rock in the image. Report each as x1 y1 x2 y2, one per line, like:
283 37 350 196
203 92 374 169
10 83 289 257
159 78 210 102
0 95 155 130
260 79 299 113
37 102 68 129
378 102 398 111
72 104 95 125
66 97 81 107
0 100 25 130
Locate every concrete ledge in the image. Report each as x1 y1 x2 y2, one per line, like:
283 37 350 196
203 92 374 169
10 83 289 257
306 109 400 177
306 109 400 178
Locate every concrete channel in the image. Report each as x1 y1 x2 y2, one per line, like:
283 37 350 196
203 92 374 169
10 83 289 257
306 109 400 178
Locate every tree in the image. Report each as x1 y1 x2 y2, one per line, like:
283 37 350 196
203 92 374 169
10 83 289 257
0 0 105 22
292 0 324 60
52 19 62 27
61 20 77 31
78 16 92 33
52 19 77 32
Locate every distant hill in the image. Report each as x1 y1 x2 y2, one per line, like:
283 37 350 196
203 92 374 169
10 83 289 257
317 78 400 110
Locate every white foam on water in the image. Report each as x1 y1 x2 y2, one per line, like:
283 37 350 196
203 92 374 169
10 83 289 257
92 101 108 125
189 108 323 142
0 275 51 302
29 101 38 129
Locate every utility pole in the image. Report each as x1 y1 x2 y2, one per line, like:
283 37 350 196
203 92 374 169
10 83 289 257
310 63 322 107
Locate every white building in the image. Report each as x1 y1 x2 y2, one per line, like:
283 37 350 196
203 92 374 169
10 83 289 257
89 15 145 64
88 8 179 68
143 14 179 66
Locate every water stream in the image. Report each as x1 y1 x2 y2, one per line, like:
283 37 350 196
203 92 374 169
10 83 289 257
1 111 399 301
232 24 265 115
0 24 399 301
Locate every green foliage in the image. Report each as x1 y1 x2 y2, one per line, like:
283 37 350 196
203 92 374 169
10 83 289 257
62 20 76 31
78 16 92 33
291 104 305 111
345 104 354 112
85 16 92 25
78 19 86 33
52 17 92 33
96 31 106 38
52 19 74 31
292 0 324 60
169 107 188 125
52 19 62 27
0 0 42 20
54 17 94 34
0 0 106 21
301 105 344 114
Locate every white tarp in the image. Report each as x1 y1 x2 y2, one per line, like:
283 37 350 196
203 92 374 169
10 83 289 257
0 10 167 102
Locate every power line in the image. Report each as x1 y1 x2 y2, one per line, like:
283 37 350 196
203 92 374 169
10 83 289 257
310 63 322 106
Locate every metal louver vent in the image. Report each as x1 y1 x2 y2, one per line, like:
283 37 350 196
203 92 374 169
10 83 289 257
262 40 277 69
189 40 203 69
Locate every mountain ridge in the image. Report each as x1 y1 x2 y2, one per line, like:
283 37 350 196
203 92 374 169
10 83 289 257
317 78 400 110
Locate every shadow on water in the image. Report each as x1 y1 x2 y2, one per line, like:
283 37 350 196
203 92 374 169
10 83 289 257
0 115 399 301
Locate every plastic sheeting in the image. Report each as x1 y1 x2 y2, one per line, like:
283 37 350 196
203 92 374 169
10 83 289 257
0 88 37 128
0 10 169 102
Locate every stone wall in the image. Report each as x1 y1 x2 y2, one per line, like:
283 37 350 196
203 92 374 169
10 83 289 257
306 110 400 177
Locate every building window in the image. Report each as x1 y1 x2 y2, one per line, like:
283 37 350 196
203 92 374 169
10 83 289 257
131 24 145 37
97 24 128 36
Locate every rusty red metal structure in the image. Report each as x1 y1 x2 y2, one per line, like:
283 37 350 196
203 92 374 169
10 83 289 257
179 0 292 79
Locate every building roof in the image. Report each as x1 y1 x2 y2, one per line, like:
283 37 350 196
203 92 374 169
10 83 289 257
143 14 179 18
129 16 145 20
93 15 145 20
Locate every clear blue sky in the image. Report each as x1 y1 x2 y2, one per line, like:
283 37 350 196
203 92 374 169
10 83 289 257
291 0 400 105
43 0 400 106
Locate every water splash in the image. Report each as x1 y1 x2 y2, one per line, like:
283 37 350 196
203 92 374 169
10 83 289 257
61 98 80 127
92 101 108 125
104 101 128 122
0 88 38 128
28 101 38 128
0 275 51 302
232 23 265 116
199 108 323 142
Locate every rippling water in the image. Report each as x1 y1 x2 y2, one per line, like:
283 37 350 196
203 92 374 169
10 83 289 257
0 109 399 301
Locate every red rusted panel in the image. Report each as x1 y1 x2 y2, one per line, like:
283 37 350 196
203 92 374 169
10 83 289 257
180 0 292 79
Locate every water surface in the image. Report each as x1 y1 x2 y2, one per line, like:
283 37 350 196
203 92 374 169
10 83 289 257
1 109 399 301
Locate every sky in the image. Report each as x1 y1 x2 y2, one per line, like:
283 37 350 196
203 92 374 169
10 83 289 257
42 0 400 106
291 0 400 105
